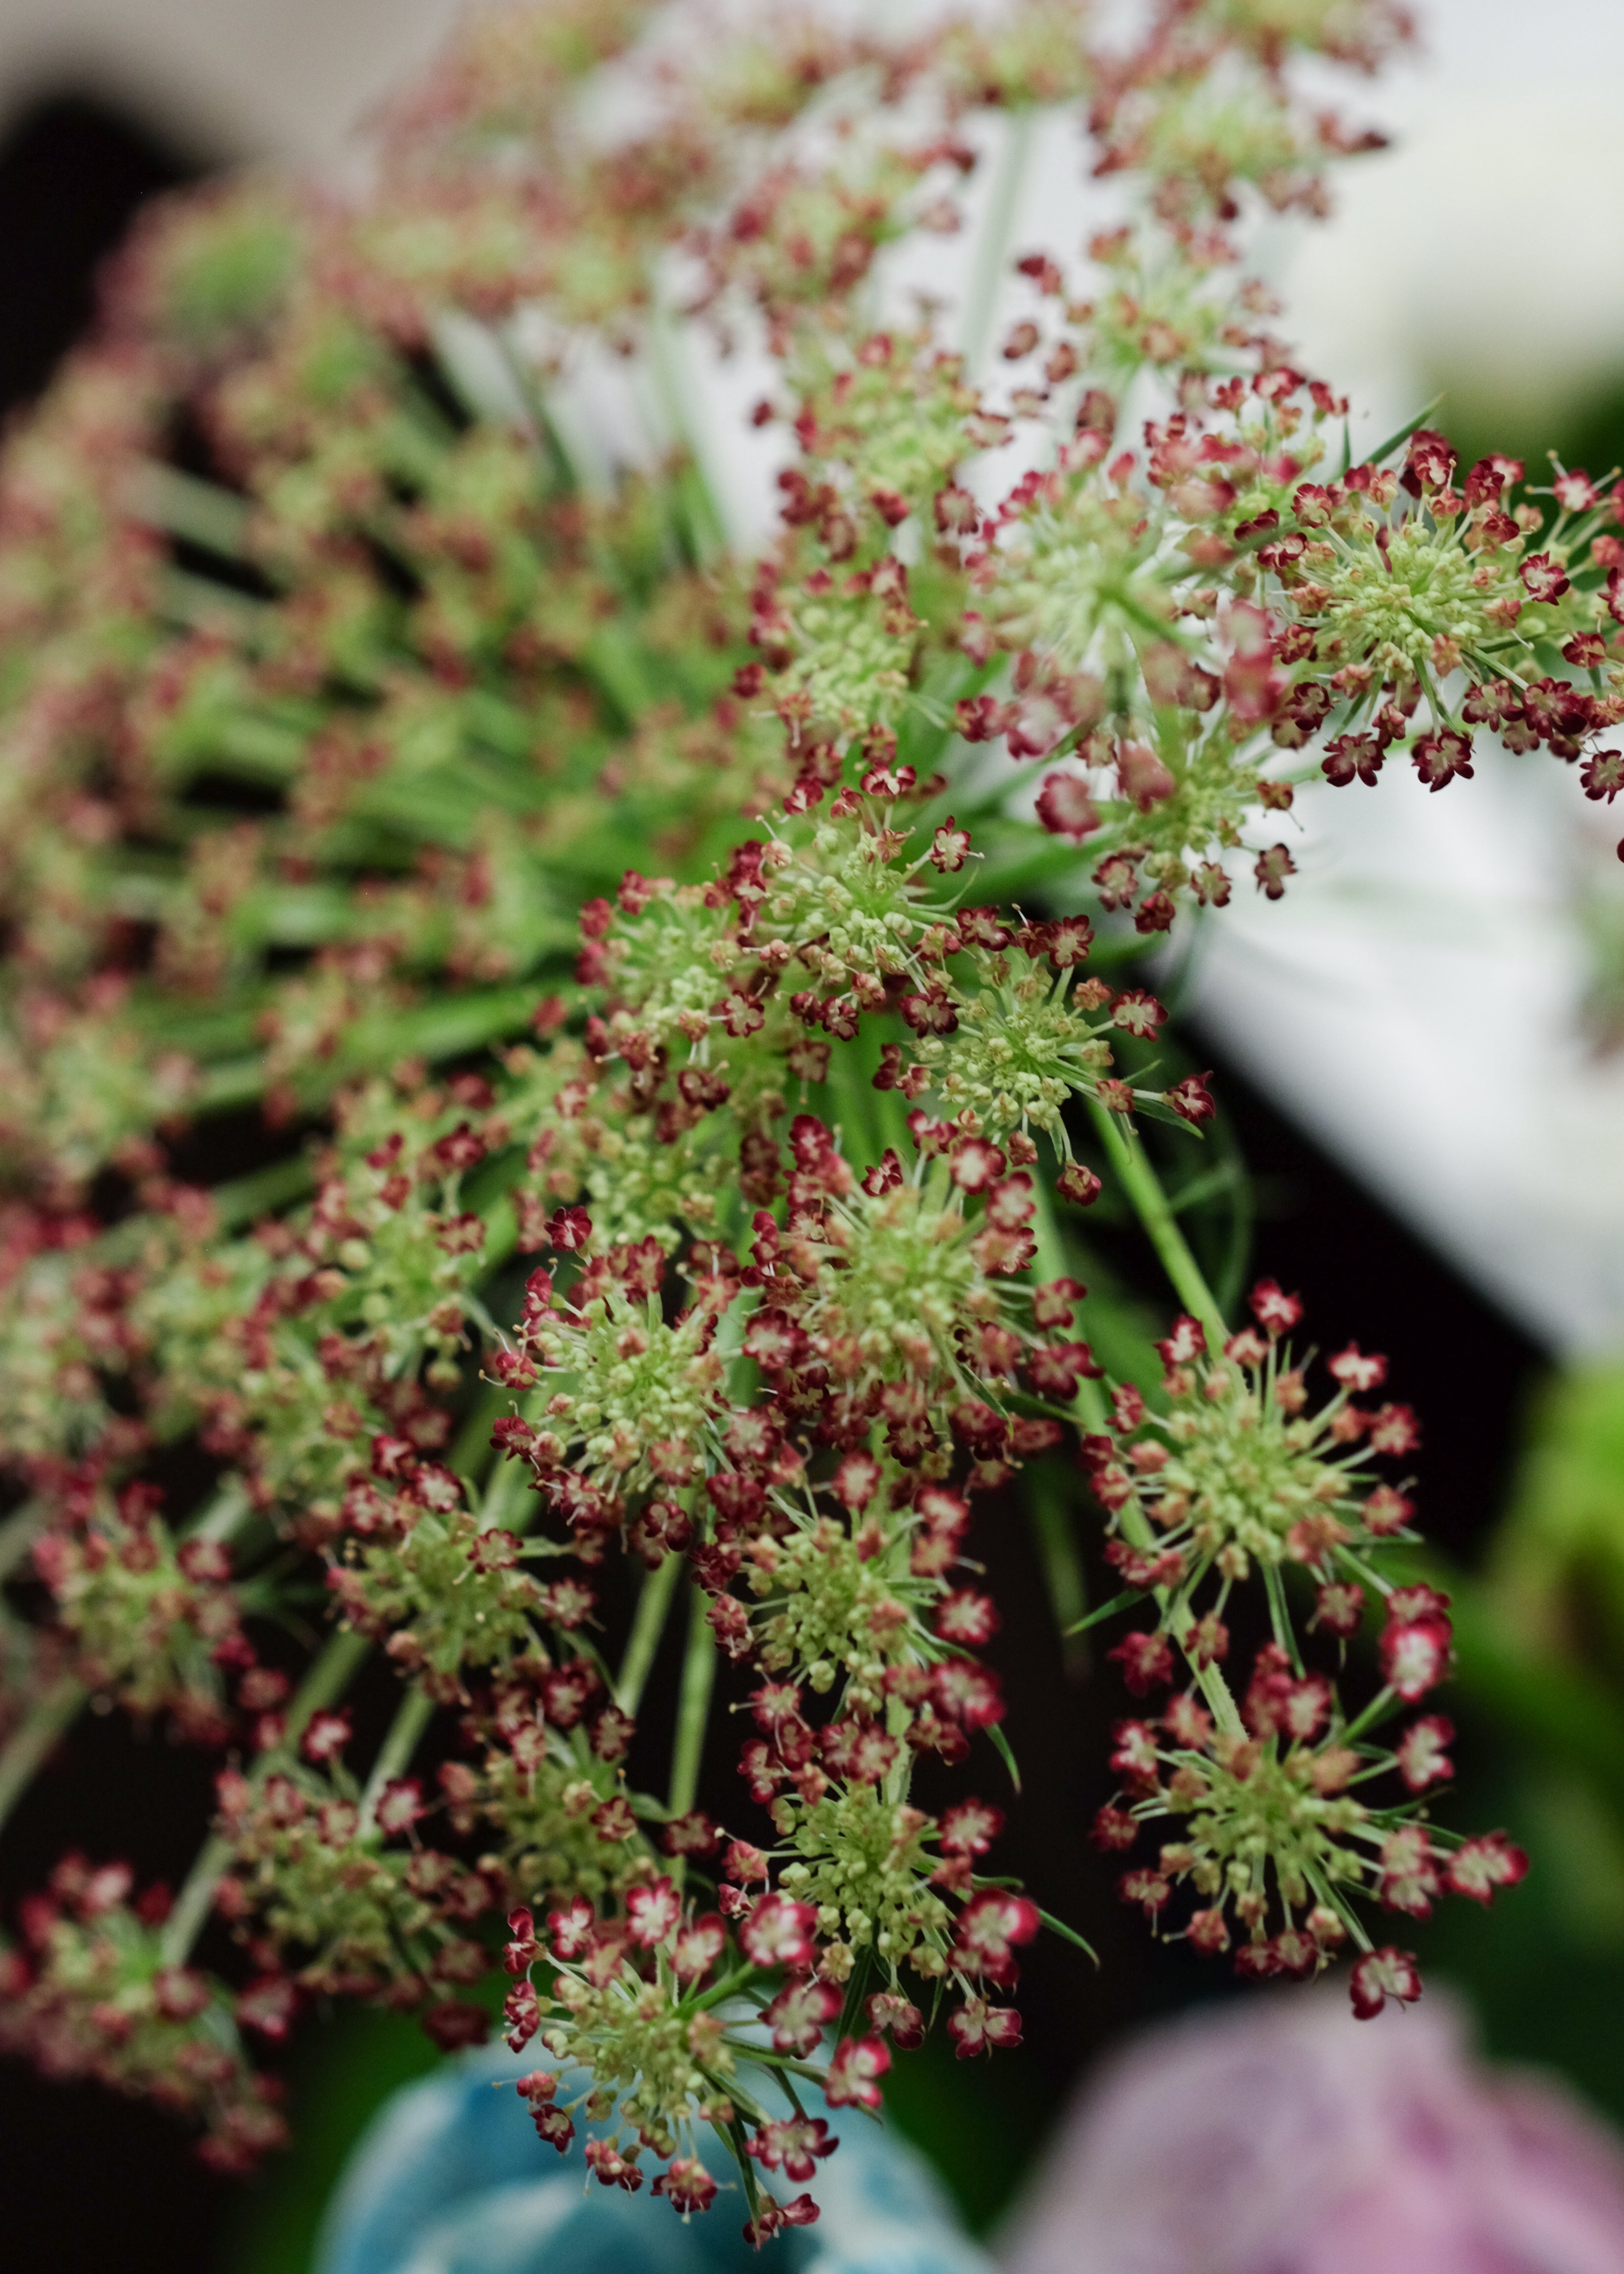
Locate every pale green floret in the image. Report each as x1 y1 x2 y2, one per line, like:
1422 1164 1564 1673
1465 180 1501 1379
0 1242 139 1461
798 345 978 512
539 1289 726 1482
990 487 1171 670
468 1743 633 1904
764 825 935 980
916 973 1113 1138
0 1010 197 1190
1169 1744 1370 1911
604 884 743 1043
1149 1377 1361 1572
1092 264 1241 380
581 1111 724 1246
1309 517 1518 678
540 1985 753 2176
548 1973 714 2151
780 591 914 729
344 1182 488 1380
1136 71 1310 193
338 1505 542 1684
1132 738 1262 888
778 1785 952 1967
812 1182 988 1384
752 1517 921 1705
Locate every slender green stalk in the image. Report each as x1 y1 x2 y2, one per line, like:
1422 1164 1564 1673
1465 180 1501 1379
826 1033 890 1168
667 1582 716 1824
1338 1685 1398 1749
1055 1126 1246 1736
161 1628 371 1964
0 1674 86 1838
961 107 1035 377
646 297 729 564
1027 1469 1090 1679
616 1553 683 1717
192 982 544 1115
192 1480 252 1545
1086 1099 1230 1352
359 1683 437 1833
210 1155 316 1233
453 1380 516 1498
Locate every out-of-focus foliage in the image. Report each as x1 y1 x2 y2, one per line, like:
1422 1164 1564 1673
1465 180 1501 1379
1490 1361 1624 1670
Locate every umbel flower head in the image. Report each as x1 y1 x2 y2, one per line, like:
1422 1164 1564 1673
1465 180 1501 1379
1086 1282 1526 1999
0 0 1556 2235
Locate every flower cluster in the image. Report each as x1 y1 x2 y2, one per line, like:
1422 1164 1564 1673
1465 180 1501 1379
0 0 1557 2235
1084 1282 1528 2005
32 1482 248 1742
0 1857 286 2172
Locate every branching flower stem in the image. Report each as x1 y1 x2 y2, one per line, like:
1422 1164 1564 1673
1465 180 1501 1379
0 1674 86 1838
669 1581 717 1828
358 1684 437 1836
616 1553 684 1717
961 108 1036 378
1053 1131 1248 1739
1085 1098 1231 1354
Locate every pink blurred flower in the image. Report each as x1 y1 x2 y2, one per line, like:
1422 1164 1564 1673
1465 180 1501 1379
1001 1987 1624 2274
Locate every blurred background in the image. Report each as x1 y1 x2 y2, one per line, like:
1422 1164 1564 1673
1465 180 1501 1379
0 2 1623 2268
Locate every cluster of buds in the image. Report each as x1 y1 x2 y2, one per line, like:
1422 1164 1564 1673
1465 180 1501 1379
1083 1282 1527 2001
212 1736 494 2031
31 1482 248 1742
495 1849 1041 2237
1098 1652 1526 2017
0 1857 286 2172
0 0 1562 2233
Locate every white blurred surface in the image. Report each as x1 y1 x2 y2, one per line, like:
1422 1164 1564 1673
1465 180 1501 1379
0 0 460 158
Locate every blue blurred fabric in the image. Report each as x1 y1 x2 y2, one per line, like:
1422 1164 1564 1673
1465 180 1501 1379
312 2040 994 2274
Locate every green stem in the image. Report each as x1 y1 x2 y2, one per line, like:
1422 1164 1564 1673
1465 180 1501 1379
210 1154 316 1233
688 1963 756 2015
1338 1685 1398 1748
617 1554 684 1717
453 1379 516 1498
359 1683 437 1833
668 1583 716 1824
646 297 728 563
1052 1138 1244 1736
161 1628 371 1964
0 1674 86 1837
192 1480 253 1545
1027 1469 1090 1680
192 982 544 1116
961 107 1035 378
1086 1099 1229 1352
